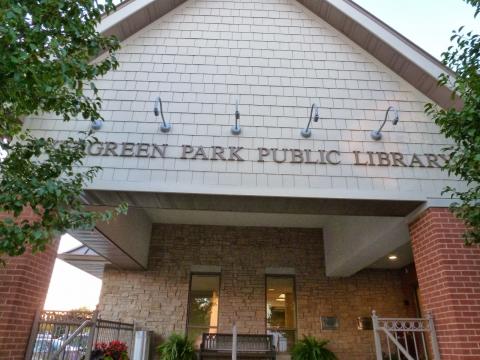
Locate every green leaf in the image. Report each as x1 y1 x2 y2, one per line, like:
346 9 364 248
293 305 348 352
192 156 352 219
425 2 480 244
0 0 123 258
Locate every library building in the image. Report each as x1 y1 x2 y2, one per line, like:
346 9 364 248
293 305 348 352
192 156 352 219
1 0 479 359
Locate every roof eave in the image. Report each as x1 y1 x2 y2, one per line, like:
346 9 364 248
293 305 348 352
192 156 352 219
298 0 460 109
98 0 187 42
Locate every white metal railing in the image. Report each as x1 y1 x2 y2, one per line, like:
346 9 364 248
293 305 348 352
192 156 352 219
372 311 441 360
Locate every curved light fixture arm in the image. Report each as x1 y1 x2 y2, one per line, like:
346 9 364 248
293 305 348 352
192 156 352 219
370 106 399 141
301 103 319 138
231 99 241 135
378 106 398 133
154 96 171 133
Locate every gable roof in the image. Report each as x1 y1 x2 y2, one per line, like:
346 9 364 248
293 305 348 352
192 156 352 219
98 0 457 109
99 0 186 43
300 0 457 109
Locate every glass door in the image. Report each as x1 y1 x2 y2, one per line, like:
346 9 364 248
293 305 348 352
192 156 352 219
266 276 296 352
187 274 220 348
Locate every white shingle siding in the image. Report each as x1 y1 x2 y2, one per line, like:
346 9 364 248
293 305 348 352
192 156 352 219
26 0 464 202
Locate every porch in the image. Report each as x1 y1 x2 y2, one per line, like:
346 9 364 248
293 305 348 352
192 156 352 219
55 190 448 359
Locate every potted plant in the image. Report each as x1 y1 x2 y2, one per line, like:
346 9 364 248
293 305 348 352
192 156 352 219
89 340 130 360
291 336 337 360
156 333 196 360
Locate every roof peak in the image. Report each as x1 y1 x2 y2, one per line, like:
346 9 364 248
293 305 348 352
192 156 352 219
98 0 457 108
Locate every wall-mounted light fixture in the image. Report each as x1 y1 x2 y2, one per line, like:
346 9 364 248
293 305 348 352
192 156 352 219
301 103 319 138
231 99 241 135
153 96 171 133
370 106 399 141
91 119 103 131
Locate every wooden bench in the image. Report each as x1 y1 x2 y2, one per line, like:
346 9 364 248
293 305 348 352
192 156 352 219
200 333 276 360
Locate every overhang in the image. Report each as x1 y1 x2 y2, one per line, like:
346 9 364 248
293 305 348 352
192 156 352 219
62 190 421 277
68 207 152 271
65 202 416 278
57 245 110 279
99 0 187 42
82 190 423 217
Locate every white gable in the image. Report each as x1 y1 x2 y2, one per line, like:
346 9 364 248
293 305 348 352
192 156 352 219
25 0 464 205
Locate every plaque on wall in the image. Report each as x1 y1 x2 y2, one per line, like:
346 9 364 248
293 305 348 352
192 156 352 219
357 317 373 330
320 316 339 330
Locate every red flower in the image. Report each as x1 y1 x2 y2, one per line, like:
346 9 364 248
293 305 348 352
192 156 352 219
94 340 129 359
94 342 109 351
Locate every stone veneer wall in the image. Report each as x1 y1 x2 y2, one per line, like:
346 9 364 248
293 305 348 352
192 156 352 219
99 224 414 359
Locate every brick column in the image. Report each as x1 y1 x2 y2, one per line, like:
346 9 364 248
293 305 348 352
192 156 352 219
409 207 480 359
0 210 59 360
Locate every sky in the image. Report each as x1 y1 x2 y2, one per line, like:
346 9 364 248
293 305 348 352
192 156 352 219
44 235 102 310
354 0 480 60
43 0 479 310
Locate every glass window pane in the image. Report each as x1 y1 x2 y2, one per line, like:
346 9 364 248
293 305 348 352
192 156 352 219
187 274 220 346
188 275 219 327
266 276 296 352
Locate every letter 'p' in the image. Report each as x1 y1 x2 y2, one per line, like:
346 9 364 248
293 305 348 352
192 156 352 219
258 147 270 162
181 145 194 159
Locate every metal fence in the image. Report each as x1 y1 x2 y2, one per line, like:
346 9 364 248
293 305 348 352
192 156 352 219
25 310 135 360
372 311 440 360
92 319 135 350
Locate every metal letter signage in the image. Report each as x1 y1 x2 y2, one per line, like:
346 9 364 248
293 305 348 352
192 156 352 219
85 142 447 168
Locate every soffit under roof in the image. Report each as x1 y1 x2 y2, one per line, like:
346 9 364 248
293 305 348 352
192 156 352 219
83 189 423 217
98 0 458 109
62 215 413 277
58 245 110 279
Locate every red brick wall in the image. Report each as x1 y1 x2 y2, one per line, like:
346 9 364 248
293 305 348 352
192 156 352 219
0 209 58 360
410 207 480 359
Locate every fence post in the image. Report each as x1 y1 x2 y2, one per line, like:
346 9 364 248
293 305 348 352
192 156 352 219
84 309 99 360
427 312 441 360
24 308 42 360
371 311 383 360
232 321 237 360
131 322 137 357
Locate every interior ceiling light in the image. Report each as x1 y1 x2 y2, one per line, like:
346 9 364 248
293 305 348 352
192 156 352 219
388 254 398 261
268 288 275 291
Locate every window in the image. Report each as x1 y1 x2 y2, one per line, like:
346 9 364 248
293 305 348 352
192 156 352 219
266 276 296 352
187 274 220 347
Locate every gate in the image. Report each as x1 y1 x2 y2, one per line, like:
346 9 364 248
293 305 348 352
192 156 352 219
372 311 440 360
25 309 135 360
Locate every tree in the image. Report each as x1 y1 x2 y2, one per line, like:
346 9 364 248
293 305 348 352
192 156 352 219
0 0 126 260
425 0 480 244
